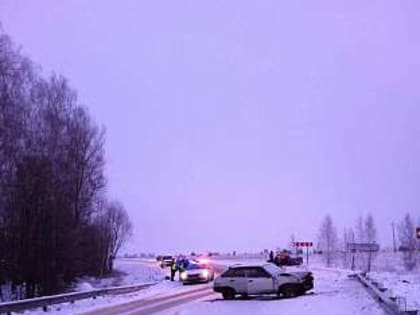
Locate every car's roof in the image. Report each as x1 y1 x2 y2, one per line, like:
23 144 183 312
228 262 272 268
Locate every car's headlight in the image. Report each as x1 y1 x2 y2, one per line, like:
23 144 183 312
201 269 209 278
180 272 187 280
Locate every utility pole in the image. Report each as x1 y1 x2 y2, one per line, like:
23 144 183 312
392 222 397 253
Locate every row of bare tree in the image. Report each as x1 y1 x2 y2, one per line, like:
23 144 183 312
0 29 132 300
317 213 418 271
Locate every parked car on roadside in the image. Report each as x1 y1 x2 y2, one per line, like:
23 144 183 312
273 251 303 266
160 255 174 268
213 263 313 299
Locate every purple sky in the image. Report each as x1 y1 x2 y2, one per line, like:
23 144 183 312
1 1 420 253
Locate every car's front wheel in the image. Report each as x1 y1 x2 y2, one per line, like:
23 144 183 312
279 285 299 298
222 288 235 300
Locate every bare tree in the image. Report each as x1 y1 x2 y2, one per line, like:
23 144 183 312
355 216 365 243
0 28 132 299
353 216 367 270
318 215 338 267
342 227 355 268
95 200 133 275
288 234 296 253
0 30 37 299
398 213 417 270
364 214 377 272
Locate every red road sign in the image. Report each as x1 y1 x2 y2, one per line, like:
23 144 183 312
294 242 313 247
416 227 420 239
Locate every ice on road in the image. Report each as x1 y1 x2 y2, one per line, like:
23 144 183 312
155 268 385 315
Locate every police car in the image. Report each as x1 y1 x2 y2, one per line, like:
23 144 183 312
180 262 215 284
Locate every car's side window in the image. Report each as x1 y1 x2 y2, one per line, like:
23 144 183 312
222 268 245 278
245 267 271 278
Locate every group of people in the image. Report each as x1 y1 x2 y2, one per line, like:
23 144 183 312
170 255 190 281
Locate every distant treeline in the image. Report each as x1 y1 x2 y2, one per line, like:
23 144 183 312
0 29 132 300
317 213 419 271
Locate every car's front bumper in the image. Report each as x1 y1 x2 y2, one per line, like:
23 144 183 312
181 274 210 283
302 276 314 291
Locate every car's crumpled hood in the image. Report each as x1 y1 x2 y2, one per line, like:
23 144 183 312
289 271 312 279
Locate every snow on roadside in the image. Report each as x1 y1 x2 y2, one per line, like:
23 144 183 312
21 260 183 315
70 259 166 292
22 279 185 315
367 271 420 311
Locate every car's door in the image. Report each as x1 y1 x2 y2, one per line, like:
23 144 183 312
245 267 274 294
221 268 247 294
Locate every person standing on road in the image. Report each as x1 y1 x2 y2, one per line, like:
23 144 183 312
170 258 177 281
177 257 185 280
269 250 274 262
274 253 280 266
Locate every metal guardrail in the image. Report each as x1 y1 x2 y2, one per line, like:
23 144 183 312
356 273 418 315
0 282 155 315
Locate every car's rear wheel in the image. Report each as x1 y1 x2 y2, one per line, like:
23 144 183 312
222 288 235 300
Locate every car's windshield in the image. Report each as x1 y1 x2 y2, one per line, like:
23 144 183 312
186 264 206 270
264 263 283 275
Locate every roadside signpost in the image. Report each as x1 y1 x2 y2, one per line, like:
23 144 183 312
346 243 380 271
293 241 313 265
346 243 380 252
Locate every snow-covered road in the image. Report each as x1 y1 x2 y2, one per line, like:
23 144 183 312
21 258 388 315
154 268 386 315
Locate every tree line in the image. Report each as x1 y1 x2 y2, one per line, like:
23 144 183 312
0 29 132 300
317 212 419 271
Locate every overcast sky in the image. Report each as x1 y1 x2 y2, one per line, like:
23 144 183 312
1 0 420 254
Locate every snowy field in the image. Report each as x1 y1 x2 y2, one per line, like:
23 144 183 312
309 250 420 311
71 259 166 291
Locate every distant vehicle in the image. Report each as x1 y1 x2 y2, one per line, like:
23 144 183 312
160 255 174 268
273 251 303 266
180 262 215 284
287 256 303 266
213 263 313 299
